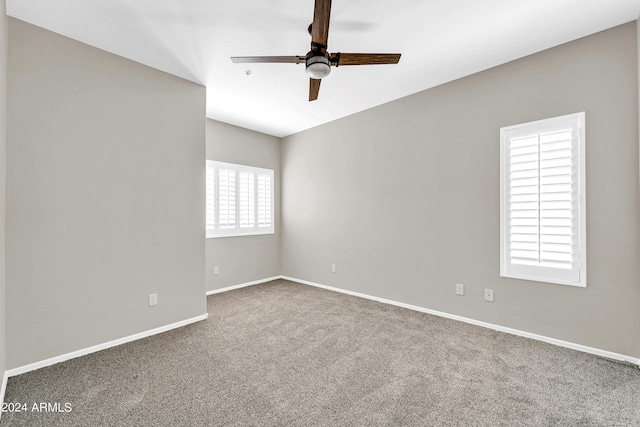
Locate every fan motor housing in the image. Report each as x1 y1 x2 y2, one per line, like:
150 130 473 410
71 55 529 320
305 51 331 79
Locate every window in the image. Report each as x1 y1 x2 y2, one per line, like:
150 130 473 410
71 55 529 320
206 160 274 238
500 112 586 287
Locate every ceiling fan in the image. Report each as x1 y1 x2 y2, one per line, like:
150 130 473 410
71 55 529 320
230 0 401 101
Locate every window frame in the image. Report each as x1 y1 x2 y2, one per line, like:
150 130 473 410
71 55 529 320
499 112 586 287
206 160 275 239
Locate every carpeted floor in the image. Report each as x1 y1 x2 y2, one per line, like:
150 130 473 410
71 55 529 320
2 279 639 426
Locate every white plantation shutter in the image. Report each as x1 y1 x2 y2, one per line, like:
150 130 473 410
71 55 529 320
509 134 540 265
205 160 274 237
500 113 586 287
539 130 574 270
206 164 216 234
218 168 236 230
257 173 272 228
239 171 256 228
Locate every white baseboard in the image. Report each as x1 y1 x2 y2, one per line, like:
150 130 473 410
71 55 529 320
281 276 640 367
206 276 282 296
10 275 634 381
6 313 209 378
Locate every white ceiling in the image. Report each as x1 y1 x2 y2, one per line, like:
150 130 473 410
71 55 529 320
7 0 640 137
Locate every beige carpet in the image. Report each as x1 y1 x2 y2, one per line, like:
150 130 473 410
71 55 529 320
2 279 640 426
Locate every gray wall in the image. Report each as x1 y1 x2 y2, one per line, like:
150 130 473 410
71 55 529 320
0 0 7 383
281 22 640 358
6 18 207 369
206 119 280 291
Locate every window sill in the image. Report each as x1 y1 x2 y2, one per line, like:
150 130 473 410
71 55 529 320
500 272 586 288
206 231 275 239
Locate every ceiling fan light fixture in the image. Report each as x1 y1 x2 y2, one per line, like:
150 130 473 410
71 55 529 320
230 0 401 101
305 52 331 79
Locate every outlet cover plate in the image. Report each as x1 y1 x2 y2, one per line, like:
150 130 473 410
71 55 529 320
484 289 494 302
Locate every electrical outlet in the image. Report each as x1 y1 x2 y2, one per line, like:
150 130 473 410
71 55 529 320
456 283 464 296
213 266 219 276
484 289 494 302
149 293 158 306
331 264 337 273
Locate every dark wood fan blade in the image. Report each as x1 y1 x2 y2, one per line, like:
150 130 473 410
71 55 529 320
311 0 331 50
330 53 401 66
309 78 321 101
231 56 304 64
